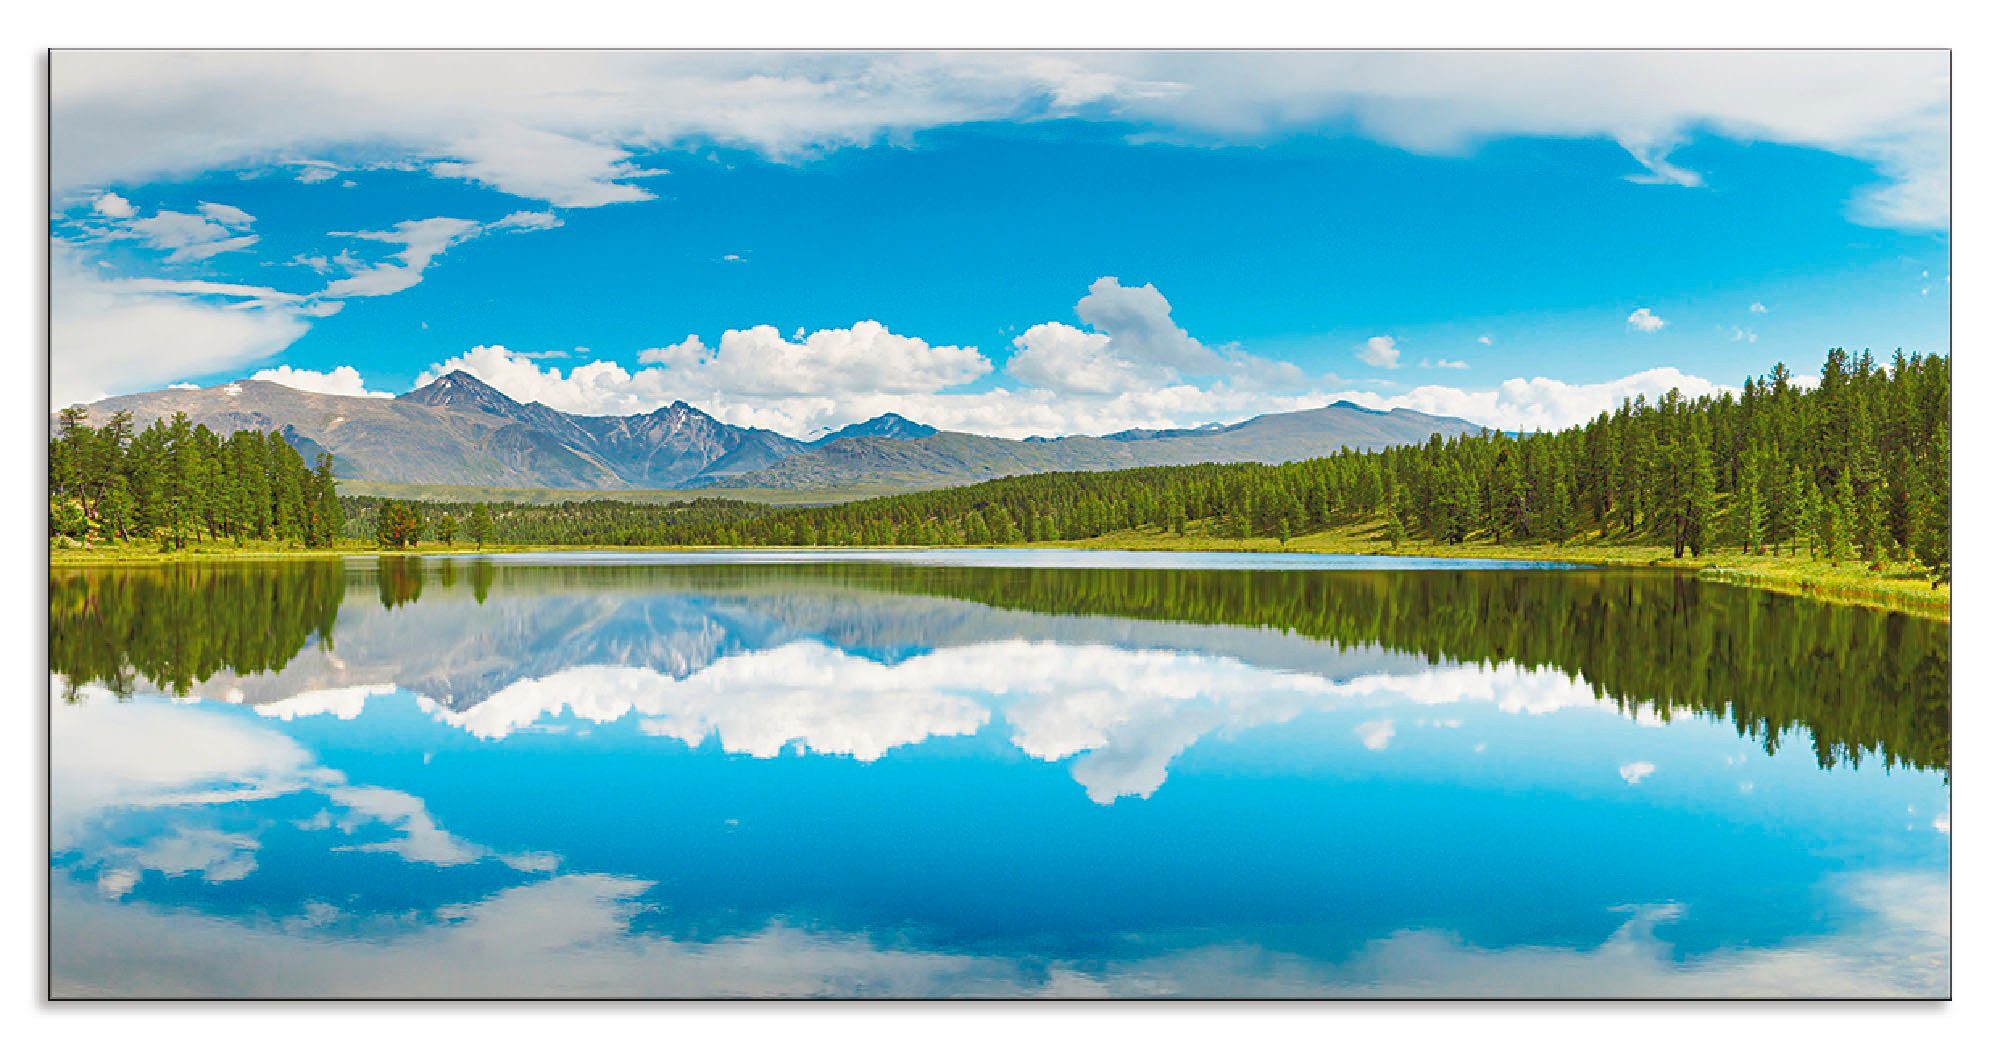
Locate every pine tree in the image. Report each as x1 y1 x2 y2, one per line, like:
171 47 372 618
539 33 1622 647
1734 452 1765 554
1913 427 1950 587
469 503 495 548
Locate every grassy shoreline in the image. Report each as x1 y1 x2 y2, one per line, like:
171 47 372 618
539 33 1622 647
49 523 1949 621
1054 521 1950 620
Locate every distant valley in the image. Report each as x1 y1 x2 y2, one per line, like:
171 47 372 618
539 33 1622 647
72 372 1487 494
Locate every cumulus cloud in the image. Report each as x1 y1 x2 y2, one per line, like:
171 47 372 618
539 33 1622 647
1358 335 1401 369
51 52 1948 228
92 191 135 218
403 340 1343 438
402 275 1326 435
51 240 315 406
1626 307 1667 333
395 334 1715 440
248 364 393 399
1749 301 1768 314
1006 277 1300 396
1332 366 1722 434
639 320 992 397
1003 278 1303 399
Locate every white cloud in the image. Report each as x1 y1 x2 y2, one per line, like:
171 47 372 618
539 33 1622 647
639 320 992 397
122 206 260 262
1618 761 1657 785
1007 323 1141 395
49 678 326 852
51 241 314 406
248 365 393 399
197 201 254 226
50 866 1950 998
1626 307 1667 333
405 341 1345 438
432 126 665 207
1333 366 1720 433
52 679 550 880
1749 301 1768 314
1476 334 1493 346
388 644 1650 806
1355 719 1396 751
1423 358 1470 370
1004 277 1298 396
1730 326 1759 344
321 217 483 298
1621 139 1703 187
324 785 552 871
92 191 134 218
1358 335 1401 369
51 52 1948 228
419 643 991 761
490 209 563 232
393 337 1716 440
407 276 1326 434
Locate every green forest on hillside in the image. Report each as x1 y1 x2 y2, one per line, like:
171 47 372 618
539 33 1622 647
49 407 343 551
52 350 1950 590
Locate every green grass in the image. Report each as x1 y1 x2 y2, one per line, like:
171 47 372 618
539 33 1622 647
1055 519 1950 621
336 479 909 507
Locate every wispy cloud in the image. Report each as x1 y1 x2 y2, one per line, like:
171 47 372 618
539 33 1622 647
50 52 1950 228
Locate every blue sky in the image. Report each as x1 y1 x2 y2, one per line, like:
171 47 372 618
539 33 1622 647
50 52 1949 437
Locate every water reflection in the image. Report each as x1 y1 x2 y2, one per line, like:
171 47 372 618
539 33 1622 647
48 554 1950 998
51 557 1951 777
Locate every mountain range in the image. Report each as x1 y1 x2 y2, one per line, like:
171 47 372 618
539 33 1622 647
72 372 1486 493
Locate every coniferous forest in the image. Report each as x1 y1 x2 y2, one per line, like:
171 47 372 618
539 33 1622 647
49 408 343 550
52 350 1950 587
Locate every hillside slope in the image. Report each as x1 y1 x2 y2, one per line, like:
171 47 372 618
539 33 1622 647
695 402 1487 489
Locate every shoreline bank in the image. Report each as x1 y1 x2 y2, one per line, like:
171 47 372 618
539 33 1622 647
49 529 1949 621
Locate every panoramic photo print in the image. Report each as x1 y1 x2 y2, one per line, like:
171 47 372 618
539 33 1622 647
47 49 1950 1000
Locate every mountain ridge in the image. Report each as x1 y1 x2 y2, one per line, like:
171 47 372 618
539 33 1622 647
69 373 1487 493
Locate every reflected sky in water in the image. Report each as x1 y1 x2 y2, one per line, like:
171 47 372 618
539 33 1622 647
49 554 1949 998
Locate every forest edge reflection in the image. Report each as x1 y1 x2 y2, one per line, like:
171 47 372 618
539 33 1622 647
49 556 1950 776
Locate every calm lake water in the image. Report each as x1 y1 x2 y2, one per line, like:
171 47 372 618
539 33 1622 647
49 551 1950 998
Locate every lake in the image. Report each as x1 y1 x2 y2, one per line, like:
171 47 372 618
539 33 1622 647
48 551 1950 998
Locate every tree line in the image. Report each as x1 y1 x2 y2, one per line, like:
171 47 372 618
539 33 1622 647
637 349 1951 583
338 494 766 548
53 350 1949 587
50 408 343 550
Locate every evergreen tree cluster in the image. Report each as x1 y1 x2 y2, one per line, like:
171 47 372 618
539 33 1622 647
50 351 1948 587
49 409 343 550
337 495 761 547
635 350 1951 582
